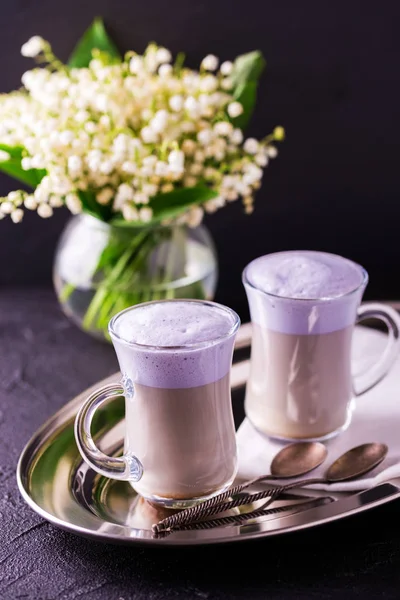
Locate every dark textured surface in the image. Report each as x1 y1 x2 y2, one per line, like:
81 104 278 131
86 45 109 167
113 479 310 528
2 289 400 599
1 1 400 314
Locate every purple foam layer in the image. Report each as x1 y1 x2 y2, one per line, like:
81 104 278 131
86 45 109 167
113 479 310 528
111 301 238 389
244 251 367 335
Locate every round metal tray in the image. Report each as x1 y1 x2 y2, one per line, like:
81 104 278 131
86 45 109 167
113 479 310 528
17 324 400 546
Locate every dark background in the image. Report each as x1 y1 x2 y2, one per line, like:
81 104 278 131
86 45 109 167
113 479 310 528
1 0 400 322
2 5 400 598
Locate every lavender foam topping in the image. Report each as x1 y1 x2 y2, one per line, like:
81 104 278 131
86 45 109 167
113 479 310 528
244 251 367 335
111 301 238 389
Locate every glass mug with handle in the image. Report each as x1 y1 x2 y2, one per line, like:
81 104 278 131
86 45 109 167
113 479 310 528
243 250 400 441
75 299 240 508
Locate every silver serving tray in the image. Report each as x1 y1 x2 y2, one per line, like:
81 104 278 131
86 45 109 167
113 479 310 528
17 323 400 546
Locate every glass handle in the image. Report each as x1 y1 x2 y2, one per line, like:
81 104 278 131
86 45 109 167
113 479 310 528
354 303 400 396
74 382 143 481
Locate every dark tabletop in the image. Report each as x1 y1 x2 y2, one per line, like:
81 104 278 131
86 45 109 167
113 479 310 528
1 289 400 600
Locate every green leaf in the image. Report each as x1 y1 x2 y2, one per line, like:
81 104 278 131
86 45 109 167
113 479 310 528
68 17 121 68
111 186 219 227
0 144 25 159
230 51 266 88
231 81 257 130
78 190 112 221
174 52 186 71
0 144 46 187
229 50 266 130
151 186 218 219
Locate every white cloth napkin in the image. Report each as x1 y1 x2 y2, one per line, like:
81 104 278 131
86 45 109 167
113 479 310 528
236 326 400 491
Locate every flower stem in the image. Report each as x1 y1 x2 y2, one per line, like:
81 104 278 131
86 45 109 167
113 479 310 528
81 227 176 336
59 282 75 303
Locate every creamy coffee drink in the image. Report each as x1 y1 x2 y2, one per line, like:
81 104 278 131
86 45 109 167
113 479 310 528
244 251 367 440
112 300 238 504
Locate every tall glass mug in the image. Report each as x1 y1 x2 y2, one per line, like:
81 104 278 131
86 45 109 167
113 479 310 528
243 251 400 441
75 299 240 508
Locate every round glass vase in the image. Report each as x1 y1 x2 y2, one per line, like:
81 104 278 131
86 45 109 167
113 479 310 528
53 214 218 341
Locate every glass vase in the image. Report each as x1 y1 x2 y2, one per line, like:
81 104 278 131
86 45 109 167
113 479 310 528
53 214 218 341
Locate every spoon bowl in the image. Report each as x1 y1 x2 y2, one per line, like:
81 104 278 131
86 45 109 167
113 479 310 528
271 442 327 478
326 443 388 482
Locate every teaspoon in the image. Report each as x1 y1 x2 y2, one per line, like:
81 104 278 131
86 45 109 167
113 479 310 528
153 442 388 533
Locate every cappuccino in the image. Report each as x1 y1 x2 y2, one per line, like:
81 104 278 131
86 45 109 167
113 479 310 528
113 300 239 505
244 251 366 440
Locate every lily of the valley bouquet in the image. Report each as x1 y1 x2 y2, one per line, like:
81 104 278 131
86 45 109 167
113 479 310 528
0 19 283 339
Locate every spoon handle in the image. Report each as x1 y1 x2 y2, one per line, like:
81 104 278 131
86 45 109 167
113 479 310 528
205 472 280 507
153 476 319 533
266 477 327 494
153 496 333 536
152 473 279 533
153 476 328 533
153 486 283 533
